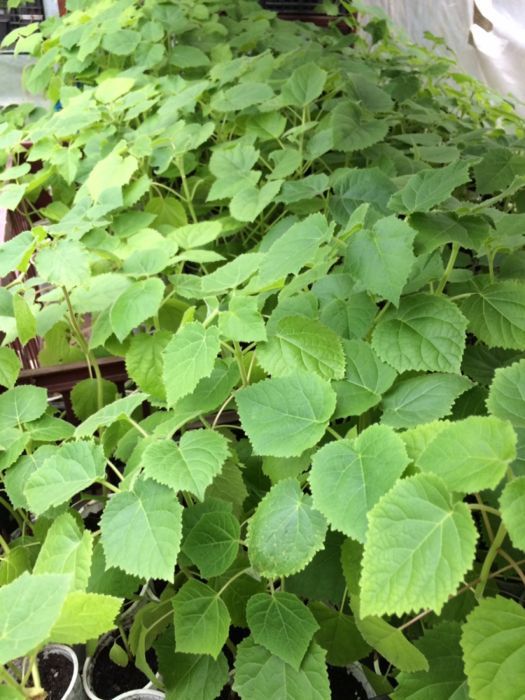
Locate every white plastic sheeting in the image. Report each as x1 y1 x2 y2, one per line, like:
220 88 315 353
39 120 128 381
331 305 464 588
363 0 525 114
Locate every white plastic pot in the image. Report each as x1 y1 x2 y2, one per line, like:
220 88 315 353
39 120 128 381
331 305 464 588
41 644 86 700
112 692 164 700
82 633 153 700
349 663 378 699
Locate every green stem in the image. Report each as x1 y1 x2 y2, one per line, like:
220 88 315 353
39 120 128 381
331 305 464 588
0 665 21 690
0 494 23 529
216 567 251 597
436 242 459 294
31 658 43 697
107 460 125 482
475 522 507 600
177 157 197 223
327 426 342 441
0 533 11 554
468 503 501 518
99 479 120 494
488 250 496 283
233 341 248 386
126 416 150 438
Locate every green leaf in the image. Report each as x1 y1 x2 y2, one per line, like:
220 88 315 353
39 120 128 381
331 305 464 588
388 160 471 213
142 430 229 501
173 579 230 658
200 253 265 295
0 183 25 210
87 542 140 598
49 591 122 644
246 592 319 670
219 296 267 342
36 240 90 288
126 331 171 402
0 386 46 429
499 476 525 551
333 339 397 418
101 478 183 581
474 146 525 194
162 651 228 700
110 278 165 342
162 322 220 407
183 510 240 578
71 378 118 421
308 602 370 666
208 144 260 200
281 63 327 107
487 359 525 427
0 572 70 664
146 196 187 227
394 622 468 699
346 215 416 305
33 513 93 591
86 150 138 202
310 425 409 542
233 638 330 700
381 373 472 428
123 247 171 277
74 392 146 438
236 374 336 458
102 29 140 55
461 597 525 700
372 294 467 373
170 221 223 250
331 101 389 152
24 440 106 515
460 281 525 350
230 180 283 223
13 294 36 345
360 473 477 617
258 213 332 286
211 82 273 112
0 347 21 389
95 76 135 103
0 231 33 277
246 479 327 578
26 415 74 442
416 415 516 492
258 316 345 380
352 599 429 673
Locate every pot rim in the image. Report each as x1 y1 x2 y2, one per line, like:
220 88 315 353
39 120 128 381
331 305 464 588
112 692 164 700
42 644 80 700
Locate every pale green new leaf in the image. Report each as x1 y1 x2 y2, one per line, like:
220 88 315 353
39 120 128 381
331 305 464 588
101 478 183 581
346 216 416 305
381 373 472 428
33 513 93 591
236 374 336 457
211 82 273 112
417 415 516 492
353 599 429 673
310 424 409 542
162 322 220 406
172 579 230 658
499 477 525 551
183 511 240 578
200 253 264 295
394 622 468 699
460 281 525 350
36 240 90 288
170 221 222 250
49 591 122 644
0 347 20 389
110 278 165 342
0 183 25 210
142 430 229 501
25 440 106 515
0 385 48 429
388 160 471 213
230 180 282 223
13 293 36 345
258 316 345 380
233 639 330 700
126 331 171 402
0 572 70 664
246 479 327 578
400 420 451 463
95 77 135 103
333 339 397 418
74 392 147 437
86 150 138 201
487 359 525 427
246 592 319 670
281 63 327 107
461 597 525 700
372 294 467 373
360 473 477 617
218 296 267 342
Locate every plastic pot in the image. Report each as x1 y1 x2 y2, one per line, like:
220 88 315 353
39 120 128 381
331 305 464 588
82 632 154 700
112 692 164 700
40 644 86 700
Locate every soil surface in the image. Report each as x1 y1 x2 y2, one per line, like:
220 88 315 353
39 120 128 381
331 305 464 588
38 651 74 700
91 645 157 700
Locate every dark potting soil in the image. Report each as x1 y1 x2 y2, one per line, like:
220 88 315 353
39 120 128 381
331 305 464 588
91 646 157 700
38 651 74 700
329 666 370 700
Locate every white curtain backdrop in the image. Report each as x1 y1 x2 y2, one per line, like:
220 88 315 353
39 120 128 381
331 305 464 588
363 0 525 114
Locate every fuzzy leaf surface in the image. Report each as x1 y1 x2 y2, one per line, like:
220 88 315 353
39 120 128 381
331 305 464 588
183 510 240 578
388 160 471 213
360 473 477 617
173 579 230 658
487 359 525 427
461 281 525 350
49 591 122 644
500 476 525 551
110 278 165 342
